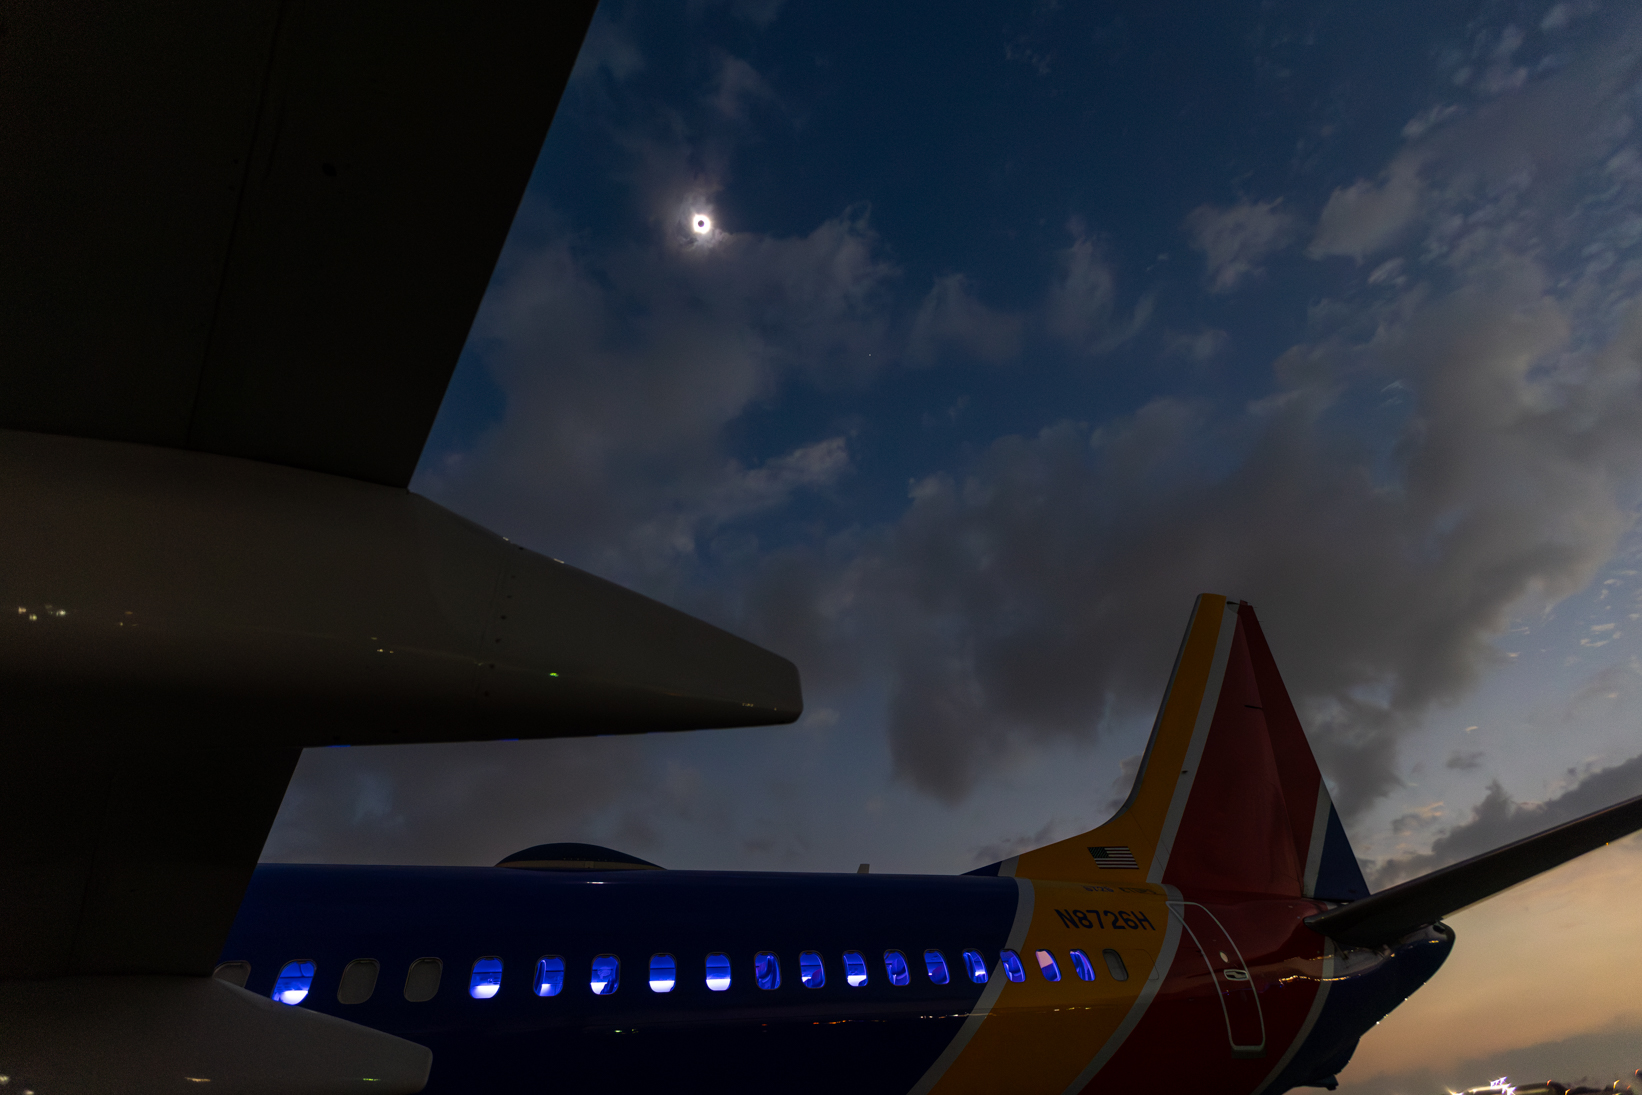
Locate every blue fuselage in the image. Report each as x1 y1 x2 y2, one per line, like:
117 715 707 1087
224 864 1451 1094
226 865 1017 1093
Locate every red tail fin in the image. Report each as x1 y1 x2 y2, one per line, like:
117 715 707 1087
996 595 1368 900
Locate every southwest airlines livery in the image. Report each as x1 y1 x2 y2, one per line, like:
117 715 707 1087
209 595 1642 1094
3 6 1641 1094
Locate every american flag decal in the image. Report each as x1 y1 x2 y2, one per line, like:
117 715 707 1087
1087 846 1139 869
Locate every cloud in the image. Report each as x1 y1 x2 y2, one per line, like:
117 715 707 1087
263 738 673 866
1565 657 1642 716
1046 229 1152 354
1185 199 1300 292
1446 749 1485 770
713 54 777 121
1314 15 1642 268
742 243 1642 807
971 819 1058 868
408 9 1642 834
1342 1016 1642 1095
689 0 786 27
569 13 646 87
1392 802 1445 834
907 274 1022 365
420 199 896 584
1163 328 1230 362
1308 157 1427 262
1541 1 1599 33
1371 751 1642 888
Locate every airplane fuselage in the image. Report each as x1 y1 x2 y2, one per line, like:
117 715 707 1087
222 864 1452 1094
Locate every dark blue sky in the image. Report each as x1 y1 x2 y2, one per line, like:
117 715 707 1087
426 0 1511 534
276 4 1642 1084
391 0 1642 878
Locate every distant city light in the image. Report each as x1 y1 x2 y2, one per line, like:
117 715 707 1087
692 214 711 234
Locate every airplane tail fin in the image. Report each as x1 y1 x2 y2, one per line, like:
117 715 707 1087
987 595 1368 899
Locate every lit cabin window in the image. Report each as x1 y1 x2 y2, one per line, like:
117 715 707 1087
843 951 868 987
884 950 911 987
924 950 950 984
1035 950 1062 981
962 950 988 984
650 954 677 993
271 960 315 1005
535 956 565 996
212 961 251 988
799 951 825 988
590 955 620 995
337 959 379 1004
706 953 732 992
470 957 503 999
1068 949 1097 982
1000 950 1025 983
755 952 781 990
404 958 443 1002
1102 949 1130 981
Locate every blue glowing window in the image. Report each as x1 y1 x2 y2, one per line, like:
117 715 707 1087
843 950 868 987
1103 948 1130 981
469 956 502 999
535 956 564 997
924 950 950 984
271 959 315 1005
1069 949 1097 982
884 950 910 987
590 954 619 995
799 951 825 988
755 952 781 990
1000 950 1025 983
649 953 676 993
963 950 988 984
1035 949 1062 982
705 952 731 992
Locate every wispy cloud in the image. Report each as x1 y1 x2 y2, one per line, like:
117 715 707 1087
1185 199 1299 291
1371 752 1642 888
907 274 1022 365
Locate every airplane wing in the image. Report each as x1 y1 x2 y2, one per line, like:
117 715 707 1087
0 6 802 1089
1306 792 1642 947
1 1 588 487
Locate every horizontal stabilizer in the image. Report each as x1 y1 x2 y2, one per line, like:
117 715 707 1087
1306 792 1642 947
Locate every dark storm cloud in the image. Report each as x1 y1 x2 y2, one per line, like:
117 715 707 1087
1447 749 1486 771
843 273 1642 807
1370 751 1642 889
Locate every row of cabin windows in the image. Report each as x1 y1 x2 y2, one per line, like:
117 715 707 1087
235 947 1132 1006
